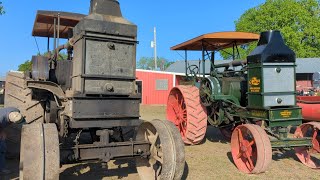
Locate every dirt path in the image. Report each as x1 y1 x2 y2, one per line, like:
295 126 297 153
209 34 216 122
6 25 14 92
3 105 320 180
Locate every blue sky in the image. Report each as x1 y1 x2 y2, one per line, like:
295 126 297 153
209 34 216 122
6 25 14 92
0 0 265 76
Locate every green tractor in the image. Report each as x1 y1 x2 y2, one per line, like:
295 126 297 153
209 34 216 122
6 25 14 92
166 30 320 173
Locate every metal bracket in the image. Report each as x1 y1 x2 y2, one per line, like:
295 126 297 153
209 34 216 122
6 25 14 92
27 80 66 99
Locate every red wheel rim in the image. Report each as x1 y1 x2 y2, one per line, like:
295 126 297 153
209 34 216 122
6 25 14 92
231 126 258 173
294 122 320 168
231 124 272 174
167 89 187 139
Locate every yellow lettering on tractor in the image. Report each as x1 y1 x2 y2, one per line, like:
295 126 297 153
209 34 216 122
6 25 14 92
280 110 292 118
250 87 261 92
251 110 267 118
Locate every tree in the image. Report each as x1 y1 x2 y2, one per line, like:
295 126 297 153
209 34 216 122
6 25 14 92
18 60 32 72
137 57 174 71
0 2 5 15
221 0 320 59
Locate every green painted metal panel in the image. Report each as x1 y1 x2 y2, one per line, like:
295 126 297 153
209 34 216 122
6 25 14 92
247 64 263 108
271 137 312 148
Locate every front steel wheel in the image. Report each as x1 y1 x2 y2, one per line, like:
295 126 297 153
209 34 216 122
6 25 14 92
294 122 320 168
19 123 60 180
231 124 272 174
135 119 185 180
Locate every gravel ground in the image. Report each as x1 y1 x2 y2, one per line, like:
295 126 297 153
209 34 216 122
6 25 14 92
2 105 320 180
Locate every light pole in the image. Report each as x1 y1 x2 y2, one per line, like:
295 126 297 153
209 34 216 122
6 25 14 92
153 27 157 70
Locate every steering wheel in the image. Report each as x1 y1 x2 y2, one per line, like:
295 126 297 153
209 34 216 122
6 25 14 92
188 65 199 78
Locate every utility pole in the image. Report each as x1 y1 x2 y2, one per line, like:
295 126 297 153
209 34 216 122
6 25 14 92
153 27 157 70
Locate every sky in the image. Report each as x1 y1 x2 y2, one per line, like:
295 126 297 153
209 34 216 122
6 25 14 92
0 0 265 76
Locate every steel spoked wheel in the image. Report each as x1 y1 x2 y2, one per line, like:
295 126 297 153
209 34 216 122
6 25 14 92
294 122 320 168
136 120 185 180
167 85 208 145
231 124 272 174
167 88 187 137
200 78 212 107
20 123 60 180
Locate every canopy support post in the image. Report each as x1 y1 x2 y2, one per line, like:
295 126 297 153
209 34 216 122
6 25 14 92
210 51 215 74
53 17 57 51
47 37 50 53
232 43 235 60
185 50 188 77
57 13 60 48
202 41 205 78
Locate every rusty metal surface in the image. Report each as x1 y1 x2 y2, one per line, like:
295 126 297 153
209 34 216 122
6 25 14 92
55 60 73 90
90 0 122 16
69 119 142 129
77 141 149 161
27 80 66 99
32 10 85 38
31 56 49 81
71 98 140 119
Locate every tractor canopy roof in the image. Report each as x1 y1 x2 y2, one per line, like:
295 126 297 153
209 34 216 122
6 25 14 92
171 31 260 51
32 10 85 39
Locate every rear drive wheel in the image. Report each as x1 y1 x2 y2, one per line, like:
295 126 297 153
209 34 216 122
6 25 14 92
136 119 185 180
231 124 272 174
294 122 320 168
19 123 60 180
167 85 207 145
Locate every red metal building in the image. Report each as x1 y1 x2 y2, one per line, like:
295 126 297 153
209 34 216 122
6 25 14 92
136 69 183 105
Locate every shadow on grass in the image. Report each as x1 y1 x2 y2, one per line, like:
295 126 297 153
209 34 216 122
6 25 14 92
181 161 189 180
227 151 234 163
273 149 320 166
272 150 298 162
205 126 230 144
60 159 137 180
61 159 190 180
226 148 314 169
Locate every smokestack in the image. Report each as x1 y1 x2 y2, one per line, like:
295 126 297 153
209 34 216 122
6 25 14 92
257 30 284 46
90 0 122 17
247 30 295 63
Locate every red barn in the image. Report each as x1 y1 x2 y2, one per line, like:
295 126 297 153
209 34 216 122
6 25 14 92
136 69 184 105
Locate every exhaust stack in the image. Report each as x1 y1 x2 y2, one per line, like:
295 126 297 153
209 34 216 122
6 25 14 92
90 0 122 16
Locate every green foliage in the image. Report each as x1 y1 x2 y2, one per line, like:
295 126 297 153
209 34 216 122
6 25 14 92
42 52 68 61
137 57 174 71
221 0 320 59
18 60 32 72
0 2 4 15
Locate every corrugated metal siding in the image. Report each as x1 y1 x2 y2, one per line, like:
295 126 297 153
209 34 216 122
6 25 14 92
136 71 174 105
